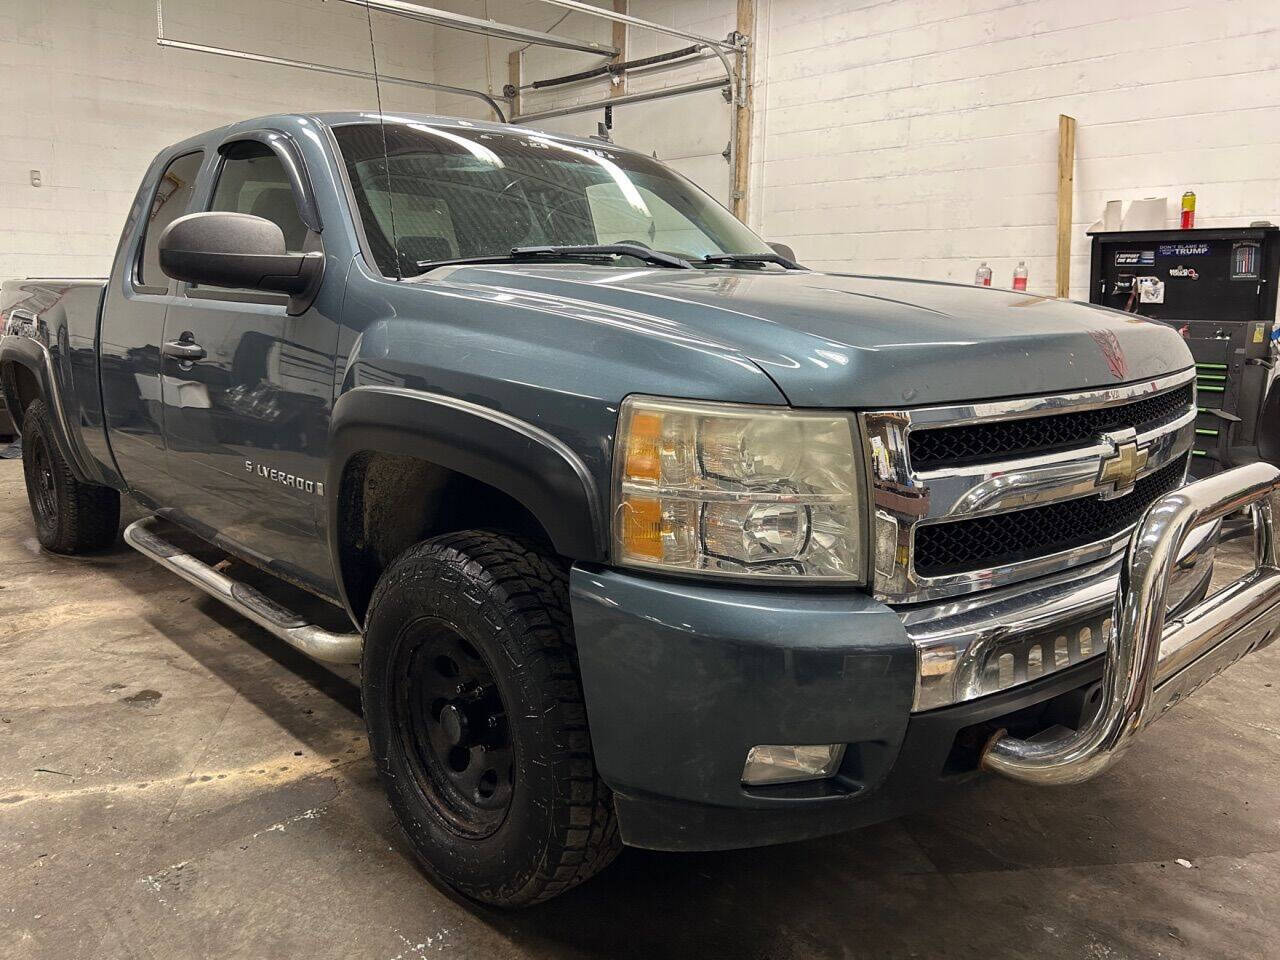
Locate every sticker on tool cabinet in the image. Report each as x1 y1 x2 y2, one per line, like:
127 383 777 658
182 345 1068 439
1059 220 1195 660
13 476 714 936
1138 277 1165 304
1232 241 1261 280
1253 324 1264 343
1158 242 1210 257
1115 250 1155 266
1168 266 1199 279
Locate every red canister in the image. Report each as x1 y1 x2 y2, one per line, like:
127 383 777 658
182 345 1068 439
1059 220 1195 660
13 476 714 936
1181 191 1196 229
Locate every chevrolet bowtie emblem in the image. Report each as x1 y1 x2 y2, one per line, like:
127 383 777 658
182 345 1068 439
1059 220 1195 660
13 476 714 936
1096 429 1148 495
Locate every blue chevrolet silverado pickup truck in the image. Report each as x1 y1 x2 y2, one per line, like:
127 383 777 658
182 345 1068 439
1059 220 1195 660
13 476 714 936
3 112 1279 906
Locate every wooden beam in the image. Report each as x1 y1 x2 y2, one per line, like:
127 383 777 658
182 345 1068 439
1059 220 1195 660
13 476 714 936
611 0 627 98
1056 114 1077 299
731 0 754 223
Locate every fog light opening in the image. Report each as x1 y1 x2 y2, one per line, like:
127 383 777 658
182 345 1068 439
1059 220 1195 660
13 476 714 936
741 743 846 786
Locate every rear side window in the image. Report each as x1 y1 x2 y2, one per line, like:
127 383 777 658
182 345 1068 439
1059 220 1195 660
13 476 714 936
210 142 308 251
138 151 203 288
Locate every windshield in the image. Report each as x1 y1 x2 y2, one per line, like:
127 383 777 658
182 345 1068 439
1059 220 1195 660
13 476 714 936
332 120 774 277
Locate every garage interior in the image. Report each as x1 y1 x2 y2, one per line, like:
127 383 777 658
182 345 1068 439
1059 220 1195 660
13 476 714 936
2 1 1280 958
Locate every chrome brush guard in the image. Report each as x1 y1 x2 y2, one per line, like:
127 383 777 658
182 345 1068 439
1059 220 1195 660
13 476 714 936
982 462 1280 785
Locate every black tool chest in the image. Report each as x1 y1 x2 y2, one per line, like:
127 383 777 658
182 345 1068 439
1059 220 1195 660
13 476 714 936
1087 226 1279 478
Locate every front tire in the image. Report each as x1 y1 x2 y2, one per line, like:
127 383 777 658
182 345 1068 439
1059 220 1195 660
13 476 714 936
21 399 120 553
362 531 620 907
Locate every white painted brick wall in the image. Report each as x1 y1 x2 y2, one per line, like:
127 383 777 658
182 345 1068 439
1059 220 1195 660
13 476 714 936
0 0 437 279
751 0 1280 298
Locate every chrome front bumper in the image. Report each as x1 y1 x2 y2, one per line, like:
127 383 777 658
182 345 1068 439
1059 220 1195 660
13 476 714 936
903 517 1220 712
981 462 1280 785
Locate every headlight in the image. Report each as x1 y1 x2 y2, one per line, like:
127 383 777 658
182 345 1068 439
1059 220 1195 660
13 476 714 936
611 396 866 581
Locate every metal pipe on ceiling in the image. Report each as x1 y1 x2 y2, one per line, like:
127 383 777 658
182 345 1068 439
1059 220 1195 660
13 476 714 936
524 44 703 91
522 0 741 120
520 46 715 92
335 0 616 57
512 77 729 124
528 0 739 51
155 37 508 121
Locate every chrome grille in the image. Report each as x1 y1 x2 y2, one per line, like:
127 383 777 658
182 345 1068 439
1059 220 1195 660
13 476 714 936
914 456 1188 576
861 369 1197 604
909 384 1194 471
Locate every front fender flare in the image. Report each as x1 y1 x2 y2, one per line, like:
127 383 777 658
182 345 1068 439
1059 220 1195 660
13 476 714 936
326 386 608 611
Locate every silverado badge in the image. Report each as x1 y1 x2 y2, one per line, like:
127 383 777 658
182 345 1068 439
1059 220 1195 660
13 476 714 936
244 460 325 497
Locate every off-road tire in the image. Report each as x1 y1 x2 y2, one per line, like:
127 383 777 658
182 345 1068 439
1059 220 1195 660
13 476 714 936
21 399 120 553
362 531 621 907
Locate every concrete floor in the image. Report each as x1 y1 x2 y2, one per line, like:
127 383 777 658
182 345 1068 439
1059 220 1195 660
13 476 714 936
1 457 1278 960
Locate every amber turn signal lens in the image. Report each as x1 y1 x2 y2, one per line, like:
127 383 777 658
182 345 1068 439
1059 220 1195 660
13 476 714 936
623 411 663 483
619 496 664 559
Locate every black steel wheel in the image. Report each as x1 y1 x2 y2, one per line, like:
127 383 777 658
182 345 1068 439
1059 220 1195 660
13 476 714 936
392 622 515 838
20 399 120 553
26 428 58 530
362 531 620 907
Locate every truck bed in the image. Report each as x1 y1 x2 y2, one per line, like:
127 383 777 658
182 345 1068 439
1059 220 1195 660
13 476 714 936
1 277 110 473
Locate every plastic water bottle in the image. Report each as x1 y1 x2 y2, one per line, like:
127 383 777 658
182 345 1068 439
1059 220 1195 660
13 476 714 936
974 262 992 286
1013 261 1028 291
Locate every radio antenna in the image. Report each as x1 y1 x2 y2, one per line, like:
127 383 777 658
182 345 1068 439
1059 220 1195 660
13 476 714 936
363 1 401 279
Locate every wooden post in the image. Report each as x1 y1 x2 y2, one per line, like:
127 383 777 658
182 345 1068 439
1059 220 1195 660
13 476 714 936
1056 114 1077 298
731 0 754 223
611 0 627 98
507 49 522 118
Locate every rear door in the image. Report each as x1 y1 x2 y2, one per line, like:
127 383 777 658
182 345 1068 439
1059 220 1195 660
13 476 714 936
160 135 340 590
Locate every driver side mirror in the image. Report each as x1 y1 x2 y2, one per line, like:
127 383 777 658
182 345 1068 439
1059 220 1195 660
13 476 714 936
158 211 323 315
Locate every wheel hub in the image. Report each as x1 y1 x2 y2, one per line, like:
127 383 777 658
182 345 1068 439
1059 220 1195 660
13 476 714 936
439 703 469 746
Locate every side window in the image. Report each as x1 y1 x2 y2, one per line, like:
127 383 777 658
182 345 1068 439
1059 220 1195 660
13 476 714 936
210 142 308 251
138 151 203 288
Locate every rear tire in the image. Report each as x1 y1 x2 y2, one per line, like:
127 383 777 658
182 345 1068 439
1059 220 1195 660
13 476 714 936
361 531 620 907
21 399 120 554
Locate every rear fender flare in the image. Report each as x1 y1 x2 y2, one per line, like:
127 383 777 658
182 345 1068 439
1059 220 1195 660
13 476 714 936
0 334 97 482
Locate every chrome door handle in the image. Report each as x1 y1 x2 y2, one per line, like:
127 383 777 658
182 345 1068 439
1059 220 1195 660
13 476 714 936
163 339 206 362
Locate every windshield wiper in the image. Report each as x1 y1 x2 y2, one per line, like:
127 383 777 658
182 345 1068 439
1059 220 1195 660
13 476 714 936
513 244 694 269
414 243 693 274
701 252 802 270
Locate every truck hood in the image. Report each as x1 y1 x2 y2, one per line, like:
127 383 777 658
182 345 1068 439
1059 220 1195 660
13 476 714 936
428 265 1193 407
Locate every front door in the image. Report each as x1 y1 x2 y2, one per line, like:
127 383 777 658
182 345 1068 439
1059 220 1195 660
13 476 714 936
100 148 205 509
160 138 340 591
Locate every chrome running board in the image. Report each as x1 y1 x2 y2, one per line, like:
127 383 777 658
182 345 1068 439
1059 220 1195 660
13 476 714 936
123 517 362 664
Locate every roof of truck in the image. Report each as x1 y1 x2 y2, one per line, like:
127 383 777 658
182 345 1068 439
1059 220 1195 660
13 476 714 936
193 111 642 158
